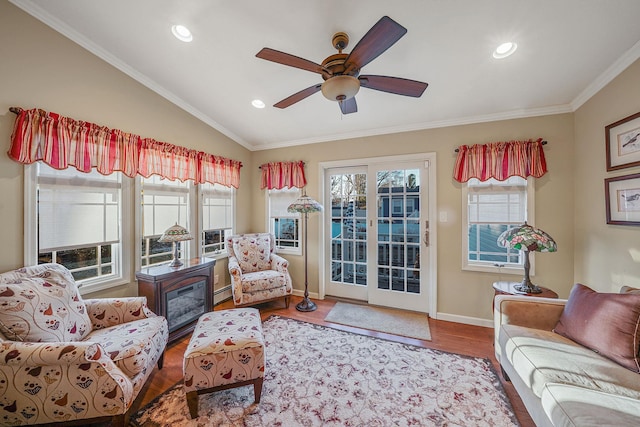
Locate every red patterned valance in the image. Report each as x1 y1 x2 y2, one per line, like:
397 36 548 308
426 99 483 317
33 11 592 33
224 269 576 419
260 161 307 189
453 138 547 183
8 107 243 187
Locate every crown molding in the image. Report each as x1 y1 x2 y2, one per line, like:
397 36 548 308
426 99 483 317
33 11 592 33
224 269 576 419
570 38 640 111
253 104 574 151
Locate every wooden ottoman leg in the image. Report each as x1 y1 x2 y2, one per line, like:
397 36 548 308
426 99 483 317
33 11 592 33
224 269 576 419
186 390 199 419
253 377 264 403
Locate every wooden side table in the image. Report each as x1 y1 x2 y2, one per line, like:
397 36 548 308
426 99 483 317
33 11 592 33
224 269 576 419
493 281 558 299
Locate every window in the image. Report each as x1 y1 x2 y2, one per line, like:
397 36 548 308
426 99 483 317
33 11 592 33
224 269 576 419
267 188 301 255
25 163 132 292
26 165 236 294
462 176 533 274
140 175 193 267
200 183 234 257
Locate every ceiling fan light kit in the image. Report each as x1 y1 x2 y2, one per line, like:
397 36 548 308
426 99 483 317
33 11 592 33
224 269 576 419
321 75 360 101
256 16 428 114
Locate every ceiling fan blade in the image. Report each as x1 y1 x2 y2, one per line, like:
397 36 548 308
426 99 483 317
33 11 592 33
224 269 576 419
359 75 428 97
343 16 407 73
273 84 323 109
256 48 330 77
339 97 358 114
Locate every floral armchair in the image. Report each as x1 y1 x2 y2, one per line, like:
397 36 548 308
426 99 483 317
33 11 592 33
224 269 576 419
0 263 168 426
226 233 292 308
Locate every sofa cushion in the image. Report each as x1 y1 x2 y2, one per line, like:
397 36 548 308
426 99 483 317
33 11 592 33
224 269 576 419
541 383 640 427
232 234 272 273
499 324 640 400
84 316 167 378
553 283 640 372
0 264 91 342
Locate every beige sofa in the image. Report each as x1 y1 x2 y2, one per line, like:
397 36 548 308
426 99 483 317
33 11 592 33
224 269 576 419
494 294 640 427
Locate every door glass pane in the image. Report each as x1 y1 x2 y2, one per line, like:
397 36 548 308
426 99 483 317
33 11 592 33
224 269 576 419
407 220 420 243
391 268 405 291
391 244 405 267
392 219 405 243
344 263 354 284
376 168 421 295
378 267 390 289
356 265 367 285
330 172 367 287
378 220 390 241
332 261 342 281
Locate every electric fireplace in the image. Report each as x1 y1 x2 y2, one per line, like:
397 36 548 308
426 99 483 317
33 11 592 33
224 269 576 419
165 280 206 332
136 257 215 344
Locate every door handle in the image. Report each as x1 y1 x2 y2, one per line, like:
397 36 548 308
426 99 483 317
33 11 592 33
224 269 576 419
424 220 429 247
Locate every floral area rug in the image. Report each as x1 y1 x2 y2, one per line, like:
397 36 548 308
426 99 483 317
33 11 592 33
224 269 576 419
131 316 519 426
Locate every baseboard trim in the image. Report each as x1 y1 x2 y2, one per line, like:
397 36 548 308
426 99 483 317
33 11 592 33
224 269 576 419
292 289 320 300
436 312 493 328
217 287 492 328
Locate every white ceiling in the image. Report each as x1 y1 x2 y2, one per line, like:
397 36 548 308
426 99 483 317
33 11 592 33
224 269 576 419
12 0 640 151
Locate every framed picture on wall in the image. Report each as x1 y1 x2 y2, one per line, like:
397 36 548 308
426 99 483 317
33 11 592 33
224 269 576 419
605 173 640 226
606 111 640 171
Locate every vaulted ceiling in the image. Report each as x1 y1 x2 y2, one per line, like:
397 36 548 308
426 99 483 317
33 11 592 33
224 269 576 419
12 0 640 150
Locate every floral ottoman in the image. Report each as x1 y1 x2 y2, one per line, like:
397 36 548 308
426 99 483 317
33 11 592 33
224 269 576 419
183 308 265 418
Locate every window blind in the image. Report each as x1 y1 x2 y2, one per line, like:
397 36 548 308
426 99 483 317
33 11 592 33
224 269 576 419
269 188 301 219
142 176 190 237
202 184 233 230
38 164 121 252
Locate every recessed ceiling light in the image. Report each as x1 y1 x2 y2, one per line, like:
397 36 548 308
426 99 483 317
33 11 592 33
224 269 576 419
171 24 193 42
493 42 517 59
252 99 266 109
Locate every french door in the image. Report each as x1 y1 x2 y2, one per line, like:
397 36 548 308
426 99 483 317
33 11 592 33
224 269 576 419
325 158 432 313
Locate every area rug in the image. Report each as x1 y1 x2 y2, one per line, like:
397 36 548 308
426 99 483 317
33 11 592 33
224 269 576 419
131 316 518 426
324 301 432 341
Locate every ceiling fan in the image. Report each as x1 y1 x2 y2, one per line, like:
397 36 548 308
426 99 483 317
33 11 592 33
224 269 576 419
256 16 428 114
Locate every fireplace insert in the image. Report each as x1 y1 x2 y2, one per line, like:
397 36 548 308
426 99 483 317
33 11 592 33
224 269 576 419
165 279 206 333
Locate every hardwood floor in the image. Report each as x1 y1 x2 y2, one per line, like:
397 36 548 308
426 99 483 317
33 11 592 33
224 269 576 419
137 295 535 426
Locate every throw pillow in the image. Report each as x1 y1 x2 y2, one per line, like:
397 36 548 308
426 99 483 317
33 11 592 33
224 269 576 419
0 264 91 342
233 235 272 273
554 283 640 373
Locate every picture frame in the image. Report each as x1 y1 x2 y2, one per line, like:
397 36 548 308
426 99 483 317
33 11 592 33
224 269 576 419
605 173 640 226
606 111 640 171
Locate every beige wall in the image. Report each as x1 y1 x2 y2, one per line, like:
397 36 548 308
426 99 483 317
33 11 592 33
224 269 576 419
0 2 252 297
574 59 640 292
3 1 639 323
252 113 576 321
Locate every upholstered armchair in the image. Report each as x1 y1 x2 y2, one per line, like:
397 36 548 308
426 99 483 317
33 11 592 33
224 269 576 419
226 233 292 308
0 263 168 426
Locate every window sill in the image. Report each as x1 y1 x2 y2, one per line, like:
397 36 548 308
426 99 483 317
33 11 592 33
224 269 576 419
462 264 525 275
275 248 302 256
78 277 131 296
203 252 229 261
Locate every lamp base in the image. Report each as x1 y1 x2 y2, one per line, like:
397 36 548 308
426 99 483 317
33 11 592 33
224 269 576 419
514 282 542 294
296 297 317 312
168 257 183 268
168 241 183 268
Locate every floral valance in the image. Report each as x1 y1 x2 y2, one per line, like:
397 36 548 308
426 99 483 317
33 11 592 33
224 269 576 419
8 107 243 188
260 161 307 189
453 138 547 182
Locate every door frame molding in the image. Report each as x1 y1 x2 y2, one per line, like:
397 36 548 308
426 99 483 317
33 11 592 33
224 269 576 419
318 153 438 318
